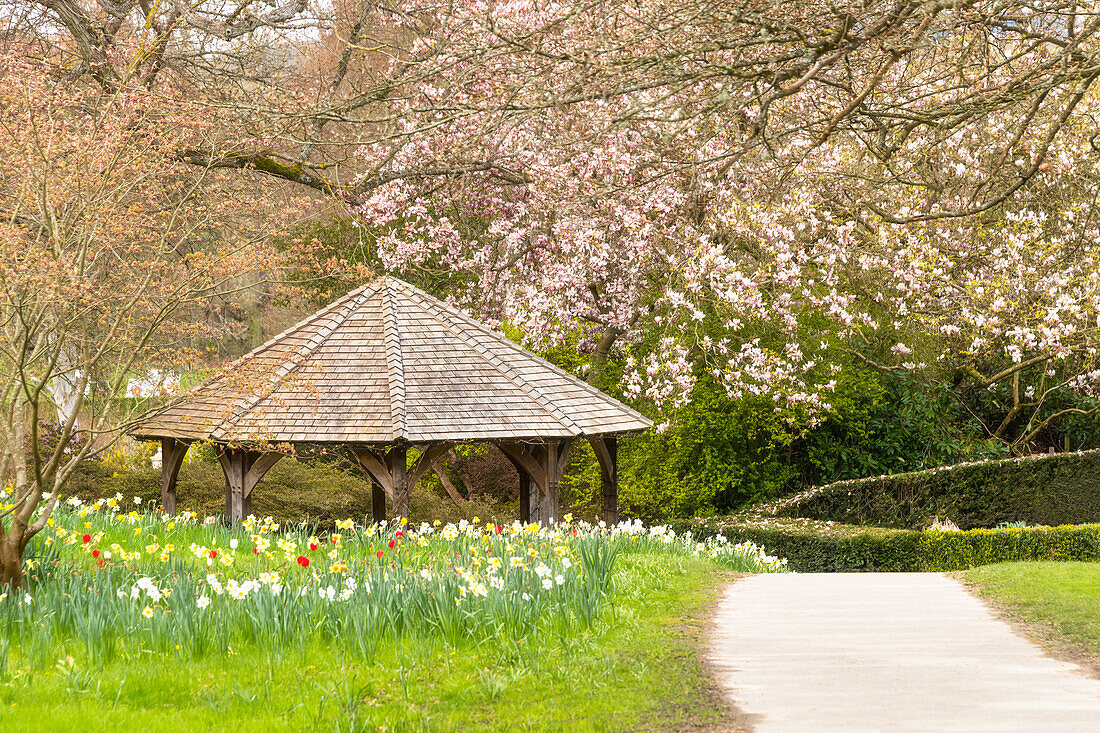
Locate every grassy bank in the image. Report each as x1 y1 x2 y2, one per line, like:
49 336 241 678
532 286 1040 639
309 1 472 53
963 561 1100 676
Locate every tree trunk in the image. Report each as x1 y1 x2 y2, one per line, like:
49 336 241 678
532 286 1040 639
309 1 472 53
0 538 24 590
587 327 622 386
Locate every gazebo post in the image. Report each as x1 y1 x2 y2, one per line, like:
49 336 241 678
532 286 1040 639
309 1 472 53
351 443 451 523
159 438 189 515
216 446 283 523
588 436 619 525
371 479 387 523
389 444 409 519
517 465 535 523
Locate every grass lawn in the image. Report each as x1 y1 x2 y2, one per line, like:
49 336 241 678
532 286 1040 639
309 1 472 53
963 561 1100 674
0 505 782 731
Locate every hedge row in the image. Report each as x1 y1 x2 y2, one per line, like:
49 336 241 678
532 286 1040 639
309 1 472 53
764 448 1100 530
668 518 1100 572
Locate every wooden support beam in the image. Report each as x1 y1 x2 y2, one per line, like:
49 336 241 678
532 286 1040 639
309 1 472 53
371 478 387 523
350 448 393 523
349 448 394 499
245 452 283 498
497 447 533 522
217 447 283 523
518 465 535 522
541 440 570 523
217 448 245 522
588 435 619 525
159 438 189 515
351 444 448 522
389 444 409 519
432 457 466 507
497 443 543 487
498 440 572 524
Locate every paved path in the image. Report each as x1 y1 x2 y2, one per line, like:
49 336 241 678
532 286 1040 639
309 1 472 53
709 572 1100 732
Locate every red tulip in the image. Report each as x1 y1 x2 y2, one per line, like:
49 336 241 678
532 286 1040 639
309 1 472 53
209 549 217 559
91 549 100 558
388 540 396 549
253 547 260 555
376 550 384 559
495 525 503 534
395 531 403 538
309 541 318 551
297 555 309 567
82 534 91 543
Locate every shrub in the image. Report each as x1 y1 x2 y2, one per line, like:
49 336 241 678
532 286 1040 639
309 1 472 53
766 449 1100 530
801 370 1007 484
668 517 1100 572
618 376 801 522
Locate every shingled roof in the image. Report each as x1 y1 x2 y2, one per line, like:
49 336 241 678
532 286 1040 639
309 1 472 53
131 277 652 445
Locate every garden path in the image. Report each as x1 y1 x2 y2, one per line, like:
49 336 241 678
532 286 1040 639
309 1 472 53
709 572 1100 732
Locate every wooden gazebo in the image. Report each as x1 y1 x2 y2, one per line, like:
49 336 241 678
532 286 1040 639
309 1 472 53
131 277 652 524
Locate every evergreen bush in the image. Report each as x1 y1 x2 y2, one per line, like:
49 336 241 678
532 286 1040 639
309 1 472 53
768 449 1100 529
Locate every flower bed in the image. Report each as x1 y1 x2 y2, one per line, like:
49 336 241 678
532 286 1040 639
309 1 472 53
1 496 788 670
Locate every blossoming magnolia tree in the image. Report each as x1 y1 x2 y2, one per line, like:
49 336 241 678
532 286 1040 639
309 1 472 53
23 0 1100 447
0 58 299 588
338 1 1100 446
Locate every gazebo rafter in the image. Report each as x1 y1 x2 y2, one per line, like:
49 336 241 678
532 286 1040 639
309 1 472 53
132 277 652 524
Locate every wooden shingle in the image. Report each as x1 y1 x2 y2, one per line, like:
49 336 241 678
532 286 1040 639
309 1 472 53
131 277 653 445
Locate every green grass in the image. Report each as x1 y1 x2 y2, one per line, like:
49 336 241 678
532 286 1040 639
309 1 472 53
964 561 1100 653
0 553 732 732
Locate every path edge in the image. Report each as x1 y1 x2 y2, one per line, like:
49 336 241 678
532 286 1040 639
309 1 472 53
701 573 762 733
952 571 1100 681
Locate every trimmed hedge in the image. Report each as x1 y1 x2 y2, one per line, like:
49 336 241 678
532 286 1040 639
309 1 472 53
668 518 1100 572
767 449 1100 530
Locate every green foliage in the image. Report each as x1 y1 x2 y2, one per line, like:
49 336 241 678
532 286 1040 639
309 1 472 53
669 518 1100 572
617 375 799 522
611 364 1010 523
802 370 1006 484
774 448 1100 530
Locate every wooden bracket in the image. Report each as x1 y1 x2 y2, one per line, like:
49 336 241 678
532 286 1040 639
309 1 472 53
350 442 452 521
159 438 190 515
216 446 284 522
350 448 394 498
588 435 619 525
498 440 572 523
